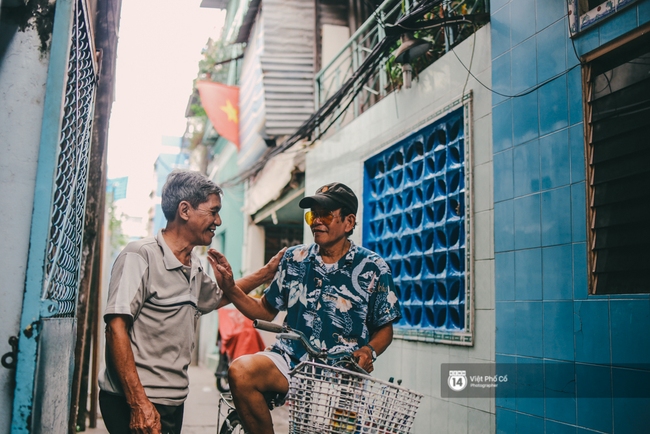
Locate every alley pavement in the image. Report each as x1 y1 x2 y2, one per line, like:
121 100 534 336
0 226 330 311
86 364 289 434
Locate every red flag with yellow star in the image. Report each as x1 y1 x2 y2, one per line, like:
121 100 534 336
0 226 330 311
196 81 240 148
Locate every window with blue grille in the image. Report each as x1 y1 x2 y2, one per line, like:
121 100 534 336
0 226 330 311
362 102 473 344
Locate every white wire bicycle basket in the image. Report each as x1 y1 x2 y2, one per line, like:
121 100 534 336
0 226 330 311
287 361 423 434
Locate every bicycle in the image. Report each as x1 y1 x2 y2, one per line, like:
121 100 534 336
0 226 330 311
217 319 422 434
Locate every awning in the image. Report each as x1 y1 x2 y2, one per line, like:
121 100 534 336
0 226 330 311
243 143 305 216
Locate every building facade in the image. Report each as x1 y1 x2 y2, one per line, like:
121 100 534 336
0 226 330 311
492 0 650 432
199 0 650 432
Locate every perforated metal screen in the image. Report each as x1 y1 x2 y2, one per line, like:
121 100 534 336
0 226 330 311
363 106 472 343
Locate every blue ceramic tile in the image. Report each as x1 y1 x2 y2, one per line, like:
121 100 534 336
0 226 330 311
495 200 515 252
514 140 540 197
537 0 567 31
641 2 650 25
544 301 575 360
513 90 539 145
496 408 516 434
540 129 570 190
539 75 569 136
491 0 511 13
613 396 650 434
496 354 517 410
492 5 512 60
516 302 543 357
612 368 650 432
575 28 599 57
517 412 544 432
511 37 538 95
575 363 612 432
514 194 541 249
497 301 517 355
571 183 586 243
494 149 514 202
537 20 568 83
567 36 581 69
546 420 577 434
517 356 545 417
610 299 650 365
493 100 514 152
599 6 637 45
496 251 516 301
567 67 583 125
515 248 542 300
493 52 512 106
574 300 611 364
545 361 576 424
510 0 536 46
573 243 588 299
543 245 573 300
541 186 572 246
612 366 650 398
577 429 602 434
569 124 585 183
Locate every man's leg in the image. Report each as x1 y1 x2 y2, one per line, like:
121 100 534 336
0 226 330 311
228 354 289 434
155 403 184 434
98 390 133 434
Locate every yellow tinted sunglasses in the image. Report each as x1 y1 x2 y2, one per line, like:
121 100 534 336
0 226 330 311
304 210 336 225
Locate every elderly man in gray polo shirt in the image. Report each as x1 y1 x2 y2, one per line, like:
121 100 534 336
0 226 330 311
99 171 284 434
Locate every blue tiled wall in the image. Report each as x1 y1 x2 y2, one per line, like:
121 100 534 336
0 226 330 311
491 0 650 432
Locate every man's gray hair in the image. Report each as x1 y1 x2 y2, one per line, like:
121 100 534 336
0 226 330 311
161 170 223 222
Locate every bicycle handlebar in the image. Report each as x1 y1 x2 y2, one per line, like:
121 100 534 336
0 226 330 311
253 319 369 375
252 319 284 333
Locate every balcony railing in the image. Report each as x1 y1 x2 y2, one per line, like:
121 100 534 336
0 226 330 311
314 0 401 135
314 0 489 136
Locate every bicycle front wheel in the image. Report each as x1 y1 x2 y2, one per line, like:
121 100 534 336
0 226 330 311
219 411 246 434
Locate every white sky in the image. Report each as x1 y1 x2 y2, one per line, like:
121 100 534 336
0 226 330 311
107 1 225 225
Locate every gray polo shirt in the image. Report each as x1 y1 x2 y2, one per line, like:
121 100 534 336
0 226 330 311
99 230 222 405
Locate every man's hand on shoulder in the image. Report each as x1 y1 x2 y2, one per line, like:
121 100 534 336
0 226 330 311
263 247 287 282
129 398 161 434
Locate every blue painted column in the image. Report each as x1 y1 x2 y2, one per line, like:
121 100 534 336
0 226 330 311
11 0 74 432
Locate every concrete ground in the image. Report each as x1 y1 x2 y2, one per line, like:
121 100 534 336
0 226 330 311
85 365 289 434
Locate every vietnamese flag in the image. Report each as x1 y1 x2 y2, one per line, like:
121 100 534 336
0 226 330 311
196 81 240 148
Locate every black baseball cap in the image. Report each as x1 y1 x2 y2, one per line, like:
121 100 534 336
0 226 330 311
299 182 358 215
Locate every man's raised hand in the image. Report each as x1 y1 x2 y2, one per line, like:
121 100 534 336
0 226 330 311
207 249 236 291
262 247 287 282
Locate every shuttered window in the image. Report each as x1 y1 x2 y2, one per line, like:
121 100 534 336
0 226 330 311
586 34 650 294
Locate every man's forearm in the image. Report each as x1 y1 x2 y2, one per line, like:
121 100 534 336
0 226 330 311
105 316 149 406
234 247 286 294
368 323 394 356
235 268 273 294
223 285 277 321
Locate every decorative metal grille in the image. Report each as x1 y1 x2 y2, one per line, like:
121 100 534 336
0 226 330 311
42 0 97 318
362 102 472 344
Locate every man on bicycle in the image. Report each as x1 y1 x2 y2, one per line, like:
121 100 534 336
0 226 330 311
209 182 401 434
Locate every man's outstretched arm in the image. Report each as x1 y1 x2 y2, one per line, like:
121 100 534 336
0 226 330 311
233 247 286 294
209 249 279 320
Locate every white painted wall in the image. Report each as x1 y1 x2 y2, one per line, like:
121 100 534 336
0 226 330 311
304 25 495 434
0 23 51 430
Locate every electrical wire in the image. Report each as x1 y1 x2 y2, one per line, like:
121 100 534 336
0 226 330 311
222 0 483 186
451 46 581 98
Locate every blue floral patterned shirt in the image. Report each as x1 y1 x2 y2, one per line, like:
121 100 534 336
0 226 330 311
263 240 401 368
